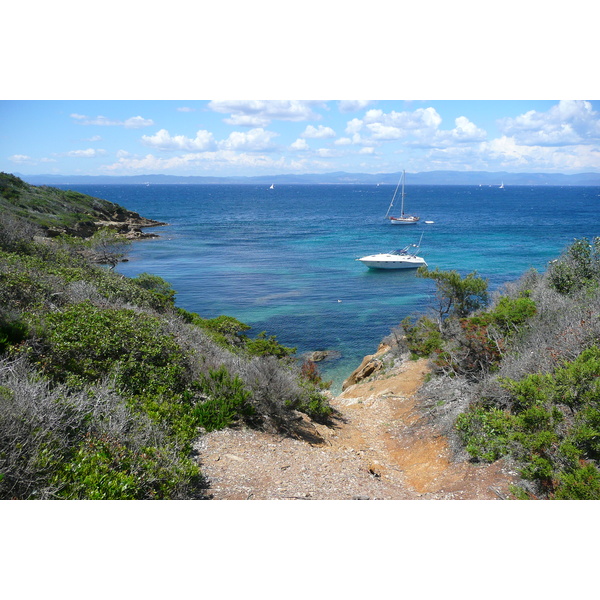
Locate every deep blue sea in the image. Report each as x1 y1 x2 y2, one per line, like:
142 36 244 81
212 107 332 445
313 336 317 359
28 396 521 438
58 183 600 392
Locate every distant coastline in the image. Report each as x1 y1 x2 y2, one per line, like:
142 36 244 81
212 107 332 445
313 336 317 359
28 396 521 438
16 170 600 187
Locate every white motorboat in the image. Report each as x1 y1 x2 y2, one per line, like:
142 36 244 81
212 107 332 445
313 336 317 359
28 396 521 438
385 170 420 224
357 238 427 270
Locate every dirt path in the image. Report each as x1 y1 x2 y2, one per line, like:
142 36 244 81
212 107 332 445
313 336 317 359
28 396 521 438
196 357 517 500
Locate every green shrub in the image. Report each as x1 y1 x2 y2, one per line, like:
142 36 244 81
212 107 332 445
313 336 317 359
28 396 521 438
416 266 489 320
0 316 28 353
244 331 296 358
28 301 189 395
0 357 204 500
547 237 600 295
131 272 176 308
554 463 600 500
53 434 199 500
193 366 255 431
292 389 333 423
455 407 515 462
457 345 600 498
401 316 444 358
487 295 537 336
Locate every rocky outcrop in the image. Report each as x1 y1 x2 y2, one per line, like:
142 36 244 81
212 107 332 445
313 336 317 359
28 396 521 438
303 350 342 362
46 214 167 240
93 217 167 239
341 343 391 390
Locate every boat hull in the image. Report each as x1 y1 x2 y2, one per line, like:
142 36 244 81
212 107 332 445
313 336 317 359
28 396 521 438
388 217 419 224
357 255 427 270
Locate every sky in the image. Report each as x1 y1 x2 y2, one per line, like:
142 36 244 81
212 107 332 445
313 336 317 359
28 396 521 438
2 2 599 180
2 99 600 177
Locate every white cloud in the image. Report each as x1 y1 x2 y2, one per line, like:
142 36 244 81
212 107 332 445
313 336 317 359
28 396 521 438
498 100 600 146
64 148 107 157
301 125 336 139
334 137 353 146
9 154 57 165
71 114 154 128
141 129 217 151
429 116 488 147
479 135 600 171
9 154 33 163
366 122 405 140
102 150 292 173
449 116 487 142
290 138 309 151
316 148 340 158
359 147 375 154
177 107 195 112
142 127 277 153
223 114 271 127
124 116 154 129
345 118 363 135
218 128 279 151
364 107 442 132
208 100 324 126
338 100 372 113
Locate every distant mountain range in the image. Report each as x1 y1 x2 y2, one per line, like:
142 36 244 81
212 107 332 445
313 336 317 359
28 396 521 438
15 170 600 186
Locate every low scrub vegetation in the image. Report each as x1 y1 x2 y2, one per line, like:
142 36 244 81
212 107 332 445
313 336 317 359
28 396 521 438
0 176 332 499
404 237 600 499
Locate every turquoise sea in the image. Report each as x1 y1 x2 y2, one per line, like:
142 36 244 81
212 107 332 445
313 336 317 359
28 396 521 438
59 183 600 392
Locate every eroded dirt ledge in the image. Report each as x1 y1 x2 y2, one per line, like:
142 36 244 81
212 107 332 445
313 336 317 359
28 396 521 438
196 351 518 500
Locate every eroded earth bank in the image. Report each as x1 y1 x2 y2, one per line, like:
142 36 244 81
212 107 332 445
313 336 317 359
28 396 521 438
197 346 518 500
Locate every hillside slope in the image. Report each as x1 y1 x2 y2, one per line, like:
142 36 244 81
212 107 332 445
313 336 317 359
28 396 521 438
0 174 332 500
0 171 165 238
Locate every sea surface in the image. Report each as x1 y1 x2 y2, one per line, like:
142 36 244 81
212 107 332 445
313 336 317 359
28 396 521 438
57 183 600 392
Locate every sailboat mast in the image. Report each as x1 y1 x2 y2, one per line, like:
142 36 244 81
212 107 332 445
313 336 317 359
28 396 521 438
385 173 403 218
400 170 405 216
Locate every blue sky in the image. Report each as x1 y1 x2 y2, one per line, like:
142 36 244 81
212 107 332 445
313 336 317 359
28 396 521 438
2 3 598 179
1 100 599 177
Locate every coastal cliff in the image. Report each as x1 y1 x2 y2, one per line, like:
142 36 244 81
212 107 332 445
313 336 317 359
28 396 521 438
0 171 166 240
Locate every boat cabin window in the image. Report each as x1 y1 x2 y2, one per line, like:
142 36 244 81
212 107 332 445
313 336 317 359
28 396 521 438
391 245 415 255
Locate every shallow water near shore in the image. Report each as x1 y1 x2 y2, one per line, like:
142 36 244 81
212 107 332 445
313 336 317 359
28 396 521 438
58 183 600 392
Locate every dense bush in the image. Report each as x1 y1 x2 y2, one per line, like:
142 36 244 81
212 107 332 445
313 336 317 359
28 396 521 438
401 315 444 358
416 266 489 322
409 238 600 499
193 366 255 432
0 357 201 499
457 347 600 498
547 237 600 295
402 273 534 378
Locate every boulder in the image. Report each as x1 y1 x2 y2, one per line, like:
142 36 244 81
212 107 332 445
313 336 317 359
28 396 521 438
303 350 342 362
341 343 391 390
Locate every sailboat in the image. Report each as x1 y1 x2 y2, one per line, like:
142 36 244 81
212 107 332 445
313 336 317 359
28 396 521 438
385 170 419 224
499 182 504 189
269 184 274 190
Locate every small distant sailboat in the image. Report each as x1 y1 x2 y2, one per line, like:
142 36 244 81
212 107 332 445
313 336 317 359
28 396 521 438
499 182 504 189
269 184 275 190
385 170 419 224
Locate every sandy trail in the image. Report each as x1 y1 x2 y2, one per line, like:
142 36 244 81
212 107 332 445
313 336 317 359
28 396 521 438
196 357 517 500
